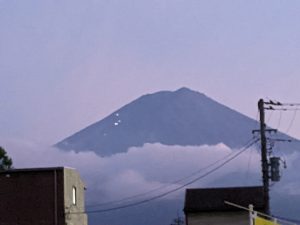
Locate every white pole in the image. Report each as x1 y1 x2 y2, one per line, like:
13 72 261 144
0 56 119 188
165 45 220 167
249 204 254 225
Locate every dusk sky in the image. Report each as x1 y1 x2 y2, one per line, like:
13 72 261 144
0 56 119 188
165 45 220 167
1 0 300 145
2 3 300 222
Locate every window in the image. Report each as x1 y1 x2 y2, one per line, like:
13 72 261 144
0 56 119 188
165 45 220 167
72 187 77 205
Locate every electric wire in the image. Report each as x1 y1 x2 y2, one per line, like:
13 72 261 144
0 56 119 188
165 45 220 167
88 141 256 208
86 148 235 208
73 138 259 215
276 110 282 130
245 146 254 185
265 106 300 111
249 109 260 179
286 110 298 135
266 110 273 124
264 100 300 107
252 110 260 141
275 102 300 106
86 150 233 208
86 137 258 209
265 99 300 143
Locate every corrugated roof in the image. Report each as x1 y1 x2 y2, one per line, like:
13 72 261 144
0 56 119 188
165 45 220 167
184 186 265 213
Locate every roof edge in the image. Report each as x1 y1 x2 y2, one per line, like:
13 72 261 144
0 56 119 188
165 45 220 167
0 167 75 173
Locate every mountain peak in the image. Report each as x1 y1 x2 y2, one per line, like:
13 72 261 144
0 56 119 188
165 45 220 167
173 87 208 102
55 88 260 156
175 87 193 92
175 87 204 96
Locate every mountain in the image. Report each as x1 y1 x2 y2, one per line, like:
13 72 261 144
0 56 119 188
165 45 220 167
56 87 268 156
55 87 300 225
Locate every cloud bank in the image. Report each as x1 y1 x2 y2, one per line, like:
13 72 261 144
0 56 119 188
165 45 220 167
1 138 264 204
2 137 300 220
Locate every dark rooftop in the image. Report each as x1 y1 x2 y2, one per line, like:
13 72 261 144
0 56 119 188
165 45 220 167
0 167 74 174
184 186 265 213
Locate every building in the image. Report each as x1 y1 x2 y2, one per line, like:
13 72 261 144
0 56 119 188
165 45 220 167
184 186 266 225
0 167 88 225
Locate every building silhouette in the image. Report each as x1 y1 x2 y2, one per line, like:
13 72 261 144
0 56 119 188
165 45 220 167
0 167 87 225
184 186 266 225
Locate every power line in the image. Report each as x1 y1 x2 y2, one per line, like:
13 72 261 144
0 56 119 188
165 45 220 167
264 100 300 107
86 138 257 209
286 109 298 135
266 107 300 111
263 99 300 143
264 99 300 111
245 145 255 185
73 138 259 215
275 103 300 106
266 110 274 124
276 110 282 130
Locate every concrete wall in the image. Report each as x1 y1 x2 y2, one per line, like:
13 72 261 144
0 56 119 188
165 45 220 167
186 211 249 225
64 168 88 225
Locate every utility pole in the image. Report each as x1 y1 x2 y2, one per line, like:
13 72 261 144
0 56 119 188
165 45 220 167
258 99 270 214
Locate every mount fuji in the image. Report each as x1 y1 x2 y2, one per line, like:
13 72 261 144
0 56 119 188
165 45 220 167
54 87 300 225
56 87 293 156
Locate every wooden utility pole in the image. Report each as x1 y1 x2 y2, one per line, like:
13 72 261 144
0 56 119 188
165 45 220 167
258 99 270 214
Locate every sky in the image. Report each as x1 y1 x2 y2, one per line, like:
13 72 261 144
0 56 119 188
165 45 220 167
1 0 300 145
1 1 300 221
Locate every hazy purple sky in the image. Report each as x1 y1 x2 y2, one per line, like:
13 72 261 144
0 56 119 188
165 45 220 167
1 0 300 144
1 3 300 219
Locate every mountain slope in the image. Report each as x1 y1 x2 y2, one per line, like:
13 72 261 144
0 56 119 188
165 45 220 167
55 87 300 225
56 87 265 156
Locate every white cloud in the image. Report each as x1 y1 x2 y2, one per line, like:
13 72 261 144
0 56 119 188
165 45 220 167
1 136 300 222
270 151 300 196
0 138 264 205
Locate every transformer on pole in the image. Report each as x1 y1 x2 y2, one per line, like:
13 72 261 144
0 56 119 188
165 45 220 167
257 99 285 215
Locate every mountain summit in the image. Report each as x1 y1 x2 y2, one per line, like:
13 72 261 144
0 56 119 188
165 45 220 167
55 88 260 156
